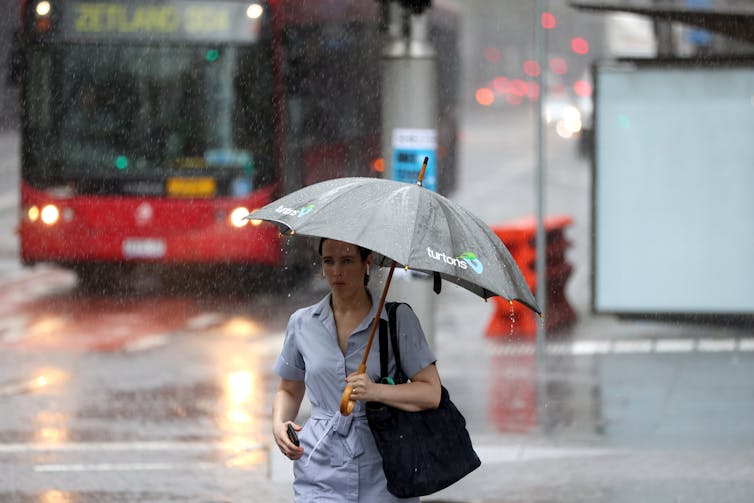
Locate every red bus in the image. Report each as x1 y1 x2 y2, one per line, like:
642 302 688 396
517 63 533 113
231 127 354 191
14 0 459 288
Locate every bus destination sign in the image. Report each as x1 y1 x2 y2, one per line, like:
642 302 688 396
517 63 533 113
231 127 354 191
59 1 263 42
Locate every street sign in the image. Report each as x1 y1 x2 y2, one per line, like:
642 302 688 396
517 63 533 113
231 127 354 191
391 128 437 191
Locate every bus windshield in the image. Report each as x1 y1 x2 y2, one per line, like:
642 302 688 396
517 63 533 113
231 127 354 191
24 40 275 195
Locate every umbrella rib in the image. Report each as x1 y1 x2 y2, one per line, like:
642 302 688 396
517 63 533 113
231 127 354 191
402 187 425 269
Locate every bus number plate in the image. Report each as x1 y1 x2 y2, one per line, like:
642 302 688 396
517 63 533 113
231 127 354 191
122 238 166 259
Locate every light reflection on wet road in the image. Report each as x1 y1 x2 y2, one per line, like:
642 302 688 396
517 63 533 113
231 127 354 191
0 265 326 502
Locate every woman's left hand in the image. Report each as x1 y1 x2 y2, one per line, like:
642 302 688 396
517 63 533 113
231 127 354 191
345 372 376 402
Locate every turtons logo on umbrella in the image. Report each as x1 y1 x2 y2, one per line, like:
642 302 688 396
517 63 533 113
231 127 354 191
427 247 484 274
275 204 314 217
297 204 314 216
459 251 484 274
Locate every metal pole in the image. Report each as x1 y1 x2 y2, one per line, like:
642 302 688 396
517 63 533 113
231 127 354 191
534 1 547 353
534 0 549 432
379 0 438 348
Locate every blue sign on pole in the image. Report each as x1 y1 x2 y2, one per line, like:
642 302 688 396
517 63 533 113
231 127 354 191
391 128 437 191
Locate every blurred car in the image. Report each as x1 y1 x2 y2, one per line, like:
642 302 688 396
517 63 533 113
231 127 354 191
542 92 584 139
475 75 592 142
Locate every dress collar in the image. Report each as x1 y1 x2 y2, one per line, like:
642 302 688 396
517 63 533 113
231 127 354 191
312 292 388 330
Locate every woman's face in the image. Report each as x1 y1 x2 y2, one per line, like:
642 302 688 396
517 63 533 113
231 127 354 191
321 239 369 295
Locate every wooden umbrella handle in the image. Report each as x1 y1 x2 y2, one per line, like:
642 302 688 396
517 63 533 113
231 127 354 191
339 262 396 416
339 363 365 416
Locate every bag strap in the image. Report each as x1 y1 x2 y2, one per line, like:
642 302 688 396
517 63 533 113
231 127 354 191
386 302 404 377
378 314 389 381
377 302 409 384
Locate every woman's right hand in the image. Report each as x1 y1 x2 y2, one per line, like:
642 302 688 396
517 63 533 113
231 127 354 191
274 421 304 460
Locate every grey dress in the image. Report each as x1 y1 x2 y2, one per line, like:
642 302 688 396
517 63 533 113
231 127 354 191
274 295 436 502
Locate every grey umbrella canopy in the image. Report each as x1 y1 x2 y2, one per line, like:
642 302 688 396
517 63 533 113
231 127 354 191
250 177 539 314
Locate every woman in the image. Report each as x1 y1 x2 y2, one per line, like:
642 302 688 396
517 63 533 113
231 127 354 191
272 238 442 502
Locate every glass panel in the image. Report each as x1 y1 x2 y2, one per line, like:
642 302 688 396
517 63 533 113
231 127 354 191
25 40 274 193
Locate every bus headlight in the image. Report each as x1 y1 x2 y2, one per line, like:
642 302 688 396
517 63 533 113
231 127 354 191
247 210 263 226
34 1 52 32
35 1 51 17
229 207 250 227
27 205 40 222
40 204 60 225
246 3 264 19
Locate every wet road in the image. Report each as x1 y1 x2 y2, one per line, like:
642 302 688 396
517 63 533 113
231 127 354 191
1 266 753 503
2 109 754 502
0 265 323 502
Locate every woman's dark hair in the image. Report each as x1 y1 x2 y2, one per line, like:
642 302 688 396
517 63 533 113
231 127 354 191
318 238 371 261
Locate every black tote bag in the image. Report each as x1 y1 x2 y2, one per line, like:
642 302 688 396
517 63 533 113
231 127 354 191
366 302 481 498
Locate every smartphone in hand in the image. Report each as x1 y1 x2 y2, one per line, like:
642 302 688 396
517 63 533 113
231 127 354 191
287 423 300 446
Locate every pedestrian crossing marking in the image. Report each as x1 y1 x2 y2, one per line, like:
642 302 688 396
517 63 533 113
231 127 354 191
489 337 754 357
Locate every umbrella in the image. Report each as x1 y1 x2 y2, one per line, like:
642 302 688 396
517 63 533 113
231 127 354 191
249 163 539 414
